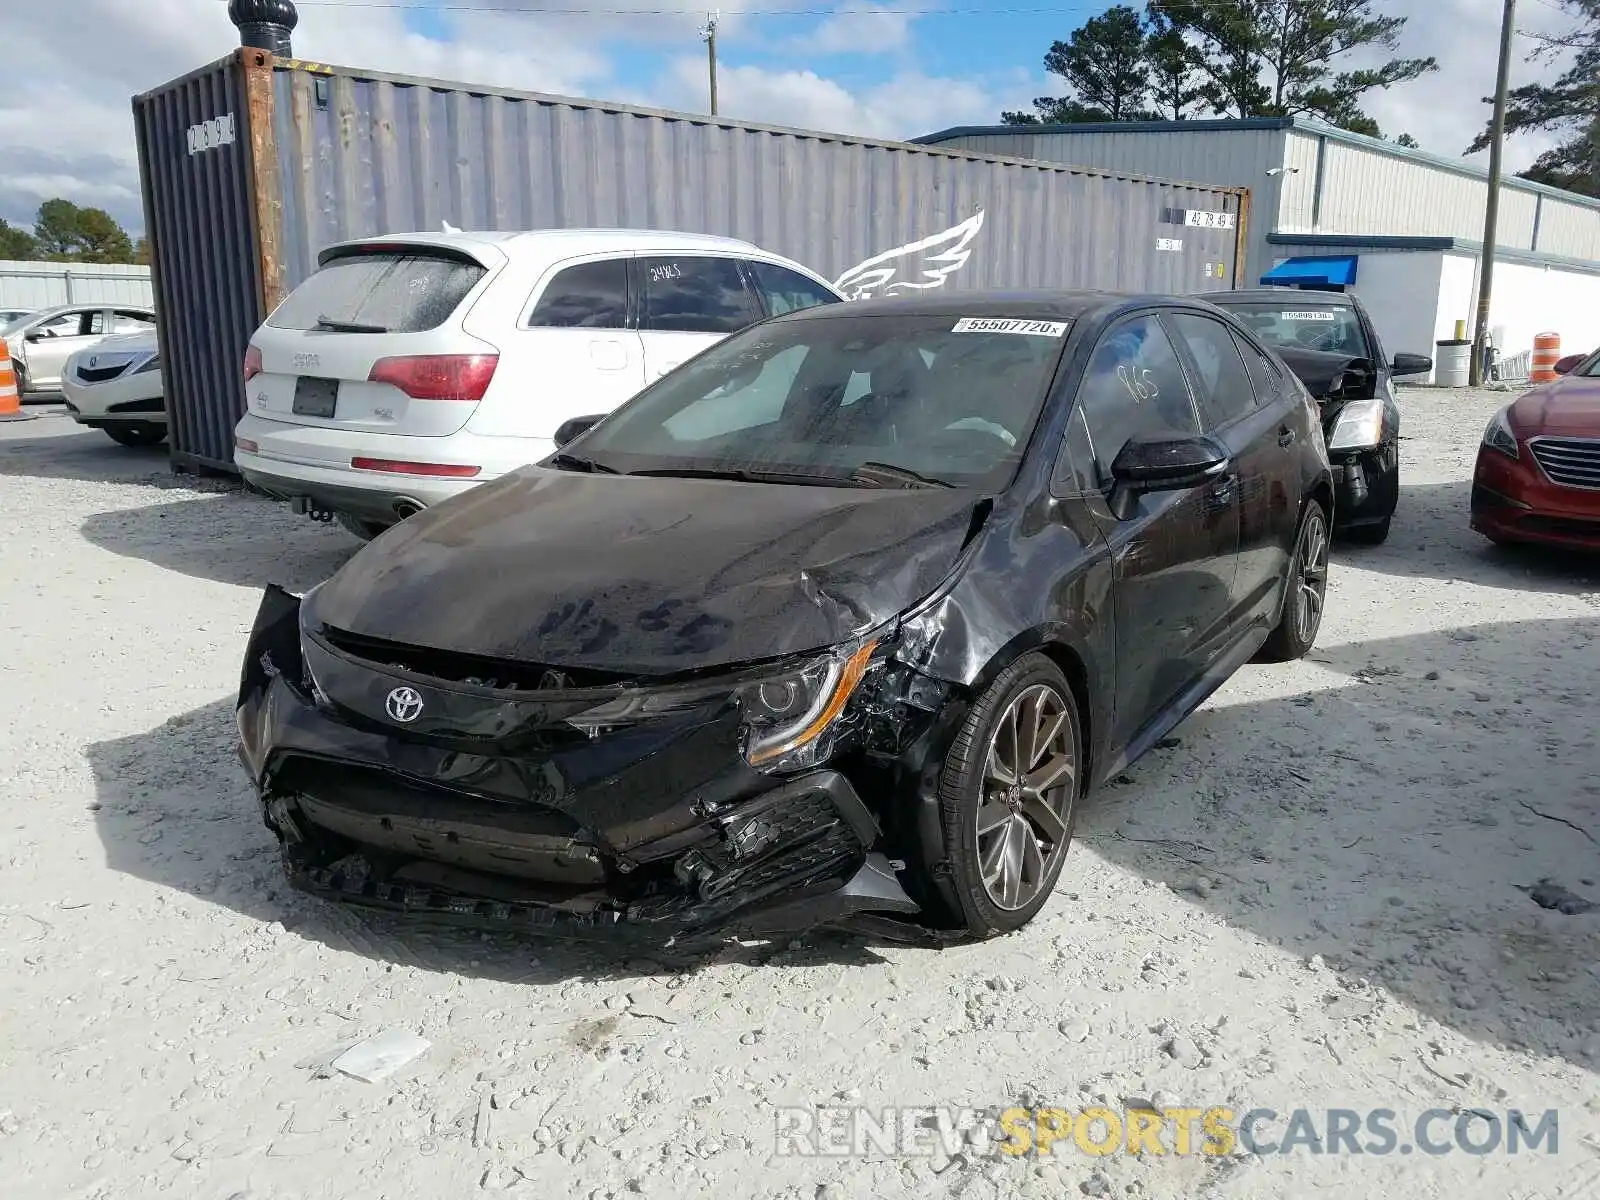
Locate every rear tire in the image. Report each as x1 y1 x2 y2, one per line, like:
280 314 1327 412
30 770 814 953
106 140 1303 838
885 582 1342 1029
1342 514 1391 545
103 423 167 447
1260 500 1330 662
335 512 389 542
934 652 1082 938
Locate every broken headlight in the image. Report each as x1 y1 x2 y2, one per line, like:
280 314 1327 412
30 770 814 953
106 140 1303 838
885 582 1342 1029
566 636 884 774
296 582 332 707
1327 396 1384 450
737 639 880 773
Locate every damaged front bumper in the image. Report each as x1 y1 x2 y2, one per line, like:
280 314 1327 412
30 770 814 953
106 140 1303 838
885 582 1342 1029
235 585 930 948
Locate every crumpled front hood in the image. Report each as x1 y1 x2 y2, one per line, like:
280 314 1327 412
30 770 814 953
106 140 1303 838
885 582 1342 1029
310 466 983 676
1510 375 1600 436
1272 345 1371 398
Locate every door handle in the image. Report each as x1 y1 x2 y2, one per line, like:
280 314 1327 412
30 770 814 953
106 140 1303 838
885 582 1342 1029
1278 426 1296 447
1207 471 1238 504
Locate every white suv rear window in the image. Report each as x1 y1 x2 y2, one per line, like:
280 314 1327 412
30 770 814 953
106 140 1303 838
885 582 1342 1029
269 251 486 334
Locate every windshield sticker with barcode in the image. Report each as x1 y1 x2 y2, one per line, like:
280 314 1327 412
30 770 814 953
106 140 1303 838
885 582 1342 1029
951 318 1069 337
1282 311 1337 321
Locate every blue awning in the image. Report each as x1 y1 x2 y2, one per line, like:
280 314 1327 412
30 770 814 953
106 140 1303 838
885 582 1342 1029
1260 255 1359 286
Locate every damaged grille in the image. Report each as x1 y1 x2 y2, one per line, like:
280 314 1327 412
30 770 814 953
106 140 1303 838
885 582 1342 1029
320 626 630 691
1529 437 1600 490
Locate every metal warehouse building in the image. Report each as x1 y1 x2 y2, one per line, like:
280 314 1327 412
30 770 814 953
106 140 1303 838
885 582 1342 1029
915 117 1600 376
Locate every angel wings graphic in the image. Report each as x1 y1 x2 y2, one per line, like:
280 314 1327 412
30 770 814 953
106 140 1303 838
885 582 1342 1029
831 209 986 301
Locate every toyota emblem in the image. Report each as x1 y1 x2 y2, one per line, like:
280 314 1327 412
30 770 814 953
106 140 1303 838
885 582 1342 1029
385 686 424 722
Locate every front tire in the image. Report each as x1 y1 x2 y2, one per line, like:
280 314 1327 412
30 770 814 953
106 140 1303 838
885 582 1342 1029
935 652 1082 937
1260 500 1330 662
104 422 167 447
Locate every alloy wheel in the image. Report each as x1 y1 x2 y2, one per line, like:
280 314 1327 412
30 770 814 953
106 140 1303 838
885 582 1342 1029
976 683 1077 911
1294 508 1330 646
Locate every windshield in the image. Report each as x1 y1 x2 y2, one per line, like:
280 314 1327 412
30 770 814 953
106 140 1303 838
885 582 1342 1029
1575 350 1600 378
564 313 1070 488
1 313 37 336
1213 300 1370 360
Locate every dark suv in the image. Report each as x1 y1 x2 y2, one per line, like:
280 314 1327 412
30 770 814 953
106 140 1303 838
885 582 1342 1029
1202 288 1431 544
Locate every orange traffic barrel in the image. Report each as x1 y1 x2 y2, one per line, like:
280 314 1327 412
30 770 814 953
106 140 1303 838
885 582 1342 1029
1531 331 1563 382
0 337 37 422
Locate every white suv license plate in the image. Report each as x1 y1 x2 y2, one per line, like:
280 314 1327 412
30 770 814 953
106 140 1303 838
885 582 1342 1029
292 377 339 419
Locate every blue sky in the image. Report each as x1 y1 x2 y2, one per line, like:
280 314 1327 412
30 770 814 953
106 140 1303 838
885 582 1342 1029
389 3 1077 126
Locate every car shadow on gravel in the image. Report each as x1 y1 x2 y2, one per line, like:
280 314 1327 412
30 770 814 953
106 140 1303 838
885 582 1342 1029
1077 614 1600 1070
1335 478 1600 595
88 617 1600 1061
0 417 188 485
80 493 358 593
85 696 895 985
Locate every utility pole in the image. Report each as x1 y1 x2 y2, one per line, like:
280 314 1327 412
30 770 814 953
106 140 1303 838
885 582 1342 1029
1470 0 1517 386
702 12 719 116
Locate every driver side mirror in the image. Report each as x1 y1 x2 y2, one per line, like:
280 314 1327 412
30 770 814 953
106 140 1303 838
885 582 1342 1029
1107 434 1230 519
1391 352 1432 376
553 413 604 448
1553 353 1583 376
23 329 46 343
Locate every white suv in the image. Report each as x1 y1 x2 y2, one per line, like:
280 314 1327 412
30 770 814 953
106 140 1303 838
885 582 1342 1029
233 228 844 539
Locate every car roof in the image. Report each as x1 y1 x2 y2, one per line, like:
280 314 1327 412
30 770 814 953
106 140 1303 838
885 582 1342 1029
12 302 152 319
776 288 1178 323
325 227 768 261
1204 287 1358 307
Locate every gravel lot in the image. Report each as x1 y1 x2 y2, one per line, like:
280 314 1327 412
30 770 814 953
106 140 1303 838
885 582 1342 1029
3 388 1599 1200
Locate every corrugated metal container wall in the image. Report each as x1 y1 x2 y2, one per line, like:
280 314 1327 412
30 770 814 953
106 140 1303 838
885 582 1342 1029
0 262 154 310
268 62 1245 301
133 51 269 472
918 125 1279 283
135 53 1246 475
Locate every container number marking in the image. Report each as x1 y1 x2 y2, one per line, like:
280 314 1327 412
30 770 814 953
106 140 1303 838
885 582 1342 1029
187 113 236 156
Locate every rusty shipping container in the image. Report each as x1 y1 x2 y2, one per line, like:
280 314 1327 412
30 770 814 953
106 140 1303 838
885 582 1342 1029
133 48 1249 473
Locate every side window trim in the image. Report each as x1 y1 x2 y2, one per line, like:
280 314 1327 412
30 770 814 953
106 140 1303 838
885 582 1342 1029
1227 326 1284 409
1159 309 1251 434
737 259 771 319
1151 310 1206 433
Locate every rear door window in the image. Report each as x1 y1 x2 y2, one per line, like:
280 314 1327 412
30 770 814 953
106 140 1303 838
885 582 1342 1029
637 256 762 334
1166 311 1259 429
267 251 486 333
744 260 840 317
528 258 631 328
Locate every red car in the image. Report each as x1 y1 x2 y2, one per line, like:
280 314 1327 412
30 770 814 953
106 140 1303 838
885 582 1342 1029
1472 349 1600 549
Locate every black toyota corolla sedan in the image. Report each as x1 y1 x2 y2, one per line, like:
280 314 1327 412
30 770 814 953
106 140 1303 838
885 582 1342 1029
237 291 1334 948
1202 287 1431 545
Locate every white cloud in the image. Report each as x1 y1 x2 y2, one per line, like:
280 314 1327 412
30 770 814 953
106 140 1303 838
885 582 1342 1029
796 4 918 56
1337 0 1575 169
656 57 1004 141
